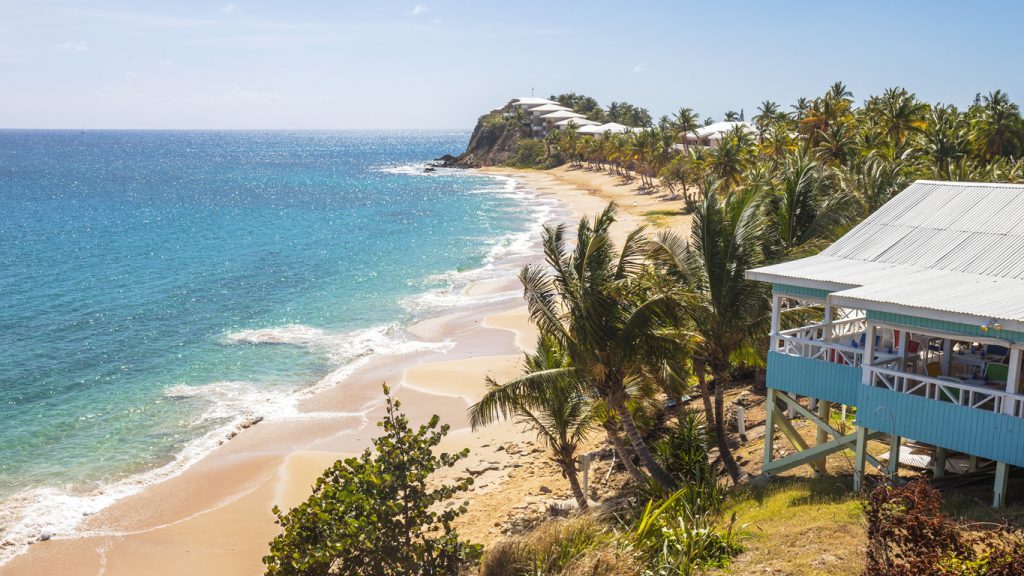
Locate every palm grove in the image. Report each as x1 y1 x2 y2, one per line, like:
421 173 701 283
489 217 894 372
477 82 1024 498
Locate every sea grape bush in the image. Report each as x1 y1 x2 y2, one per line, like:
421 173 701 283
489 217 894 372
263 385 481 576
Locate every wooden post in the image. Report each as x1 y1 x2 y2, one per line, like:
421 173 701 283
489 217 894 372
897 328 909 371
994 461 1010 508
1004 349 1022 416
735 404 746 438
814 400 831 476
770 293 782 349
823 300 833 342
763 389 776 472
862 323 877 379
933 447 947 478
786 394 796 419
579 453 591 496
888 435 902 480
941 338 953 377
969 455 978 473
854 426 869 491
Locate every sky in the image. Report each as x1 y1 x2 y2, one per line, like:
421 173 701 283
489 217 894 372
2 0 1024 129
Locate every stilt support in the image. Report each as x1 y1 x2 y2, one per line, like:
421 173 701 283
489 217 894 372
887 435 902 480
933 447 947 479
854 426 869 492
994 461 1010 509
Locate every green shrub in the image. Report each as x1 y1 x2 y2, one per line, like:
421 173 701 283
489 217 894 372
652 410 713 489
263 385 481 576
631 487 741 576
505 139 547 168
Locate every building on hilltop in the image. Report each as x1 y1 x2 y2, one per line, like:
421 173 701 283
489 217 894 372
747 180 1024 507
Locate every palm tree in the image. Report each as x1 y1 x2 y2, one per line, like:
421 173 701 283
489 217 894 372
513 205 680 491
766 154 852 258
841 155 909 217
649 183 770 483
709 126 754 189
672 107 701 145
870 87 928 158
753 100 782 132
814 122 857 167
969 90 1024 160
470 335 593 509
922 104 969 177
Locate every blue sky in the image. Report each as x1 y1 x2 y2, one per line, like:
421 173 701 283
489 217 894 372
2 0 1023 129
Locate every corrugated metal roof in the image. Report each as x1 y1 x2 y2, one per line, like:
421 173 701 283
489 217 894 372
747 181 1024 328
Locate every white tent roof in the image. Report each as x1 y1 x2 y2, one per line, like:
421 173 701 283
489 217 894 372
555 117 601 127
747 180 1024 331
577 125 605 134
526 103 573 114
539 110 587 120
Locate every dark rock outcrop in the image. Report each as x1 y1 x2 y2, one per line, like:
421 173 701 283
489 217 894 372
444 103 531 168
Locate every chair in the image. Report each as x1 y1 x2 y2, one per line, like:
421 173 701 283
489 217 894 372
926 362 941 378
986 344 1010 361
986 362 1009 384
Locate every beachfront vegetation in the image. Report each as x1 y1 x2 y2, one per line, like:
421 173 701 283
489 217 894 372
263 386 480 576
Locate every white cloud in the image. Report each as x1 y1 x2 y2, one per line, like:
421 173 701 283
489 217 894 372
221 3 238 14
56 40 90 52
632 62 646 73
411 4 429 15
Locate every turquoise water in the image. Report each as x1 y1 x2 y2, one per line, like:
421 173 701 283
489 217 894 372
0 130 547 552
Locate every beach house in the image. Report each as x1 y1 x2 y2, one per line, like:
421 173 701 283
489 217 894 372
682 121 757 148
746 180 1024 507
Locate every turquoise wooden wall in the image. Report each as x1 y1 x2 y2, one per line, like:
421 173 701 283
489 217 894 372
772 283 832 300
867 311 1024 345
856 385 1024 467
767 351 861 406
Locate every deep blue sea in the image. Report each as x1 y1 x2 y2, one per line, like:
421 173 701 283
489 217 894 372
0 130 551 555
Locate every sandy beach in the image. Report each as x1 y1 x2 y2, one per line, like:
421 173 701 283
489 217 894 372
4 166 689 576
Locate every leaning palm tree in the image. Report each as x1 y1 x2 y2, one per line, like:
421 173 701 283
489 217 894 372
508 204 679 491
649 182 770 484
470 335 594 509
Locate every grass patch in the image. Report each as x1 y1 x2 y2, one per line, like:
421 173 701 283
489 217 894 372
643 209 686 217
709 477 866 576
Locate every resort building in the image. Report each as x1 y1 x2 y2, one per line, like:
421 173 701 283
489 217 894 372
682 121 757 148
747 180 1024 507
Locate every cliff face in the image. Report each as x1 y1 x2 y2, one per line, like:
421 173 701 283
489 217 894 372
447 104 531 168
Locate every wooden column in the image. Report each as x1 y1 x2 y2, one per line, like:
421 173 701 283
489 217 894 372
887 435 902 480
763 389 776 473
933 447 947 479
854 426 869 491
941 338 953 376
1004 348 1022 416
813 400 831 476
994 461 1010 509
770 293 782 350
861 323 877 382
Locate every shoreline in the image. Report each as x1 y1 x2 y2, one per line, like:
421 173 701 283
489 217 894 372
4 165 687 576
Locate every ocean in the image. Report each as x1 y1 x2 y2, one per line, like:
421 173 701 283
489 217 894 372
0 130 553 559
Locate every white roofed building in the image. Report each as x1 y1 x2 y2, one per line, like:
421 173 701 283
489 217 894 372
748 180 1024 507
682 121 756 148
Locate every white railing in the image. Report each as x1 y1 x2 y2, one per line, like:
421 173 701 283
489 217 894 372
778 316 866 342
775 332 866 367
868 366 1024 418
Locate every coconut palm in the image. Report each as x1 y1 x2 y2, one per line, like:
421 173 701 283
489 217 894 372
841 155 910 217
969 90 1024 160
868 87 928 158
470 335 594 509
672 107 701 144
649 182 770 483
766 154 852 258
922 104 969 177
511 204 680 491
709 127 754 189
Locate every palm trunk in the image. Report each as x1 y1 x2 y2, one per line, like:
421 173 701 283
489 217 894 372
711 370 744 484
695 365 716 434
558 459 588 511
603 420 644 483
608 391 677 492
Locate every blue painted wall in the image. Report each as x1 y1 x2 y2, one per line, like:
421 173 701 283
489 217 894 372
856 385 1024 467
767 351 862 406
